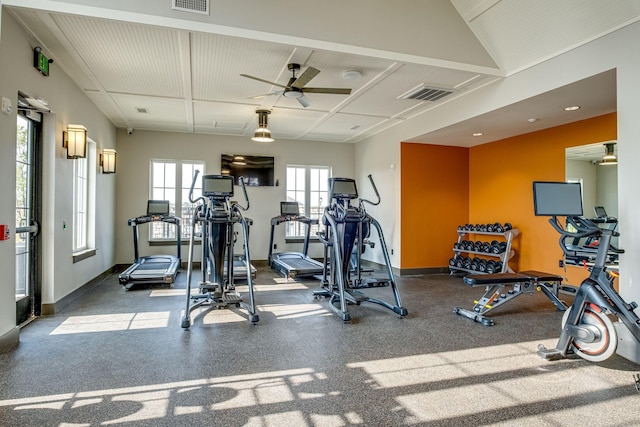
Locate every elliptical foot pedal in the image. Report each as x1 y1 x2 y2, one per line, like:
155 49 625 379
222 292 242 304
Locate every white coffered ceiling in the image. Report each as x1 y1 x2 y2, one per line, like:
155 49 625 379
5 0 639 145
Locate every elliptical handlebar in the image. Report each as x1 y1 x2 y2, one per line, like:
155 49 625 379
234 176 250 211
360 174 381 207
189 169 205 205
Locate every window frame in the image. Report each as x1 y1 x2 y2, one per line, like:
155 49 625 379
285 165 331 240
149 158 204 242
72 140 96 257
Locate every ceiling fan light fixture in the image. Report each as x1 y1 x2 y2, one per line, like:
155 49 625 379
251 109 274 142
283 88 303 99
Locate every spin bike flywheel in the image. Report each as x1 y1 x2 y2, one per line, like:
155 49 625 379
561 303 617 362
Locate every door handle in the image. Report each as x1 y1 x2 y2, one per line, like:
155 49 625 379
16 219 40 236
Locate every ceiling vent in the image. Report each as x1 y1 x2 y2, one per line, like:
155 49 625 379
401 84 455 102
136 107 149 114
172 0 209 15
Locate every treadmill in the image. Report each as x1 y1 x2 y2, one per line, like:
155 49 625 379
223 216 257 281
268 201 324 278
119 200 181 289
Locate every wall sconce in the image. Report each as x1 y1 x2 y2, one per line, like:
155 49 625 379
100 148 117 174
62 124 87 159
251 109 274 142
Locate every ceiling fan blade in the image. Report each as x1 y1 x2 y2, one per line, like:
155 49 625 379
240 74 288 89
249 91 283 99
297 95 312 108
291 66 320 89
302 87 352 95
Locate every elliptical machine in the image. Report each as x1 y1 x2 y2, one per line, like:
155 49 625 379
181 172 259 328
533 181 639 363
314 175 408 322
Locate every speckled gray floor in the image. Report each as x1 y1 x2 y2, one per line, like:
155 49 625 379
0 267 638 426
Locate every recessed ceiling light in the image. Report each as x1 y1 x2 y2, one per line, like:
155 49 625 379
564 105 580 111
528 118 538 123
473 132 483 137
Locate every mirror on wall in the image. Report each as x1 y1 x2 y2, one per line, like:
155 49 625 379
565 140 618 246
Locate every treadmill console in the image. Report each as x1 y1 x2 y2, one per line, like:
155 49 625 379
271 201 318 225
202 175 234 198
129 200 179 225
280 201 300 220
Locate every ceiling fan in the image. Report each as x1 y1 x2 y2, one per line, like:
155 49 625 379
241 63 352 108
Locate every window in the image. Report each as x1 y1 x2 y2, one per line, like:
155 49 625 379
73 141 96 254
150 159 204 240
286 165 331 238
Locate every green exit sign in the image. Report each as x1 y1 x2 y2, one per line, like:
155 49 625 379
33 47 52 76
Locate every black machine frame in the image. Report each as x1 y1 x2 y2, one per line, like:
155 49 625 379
181 173 258 328
533 181 639 363
119 200 181 289
314 175 408 321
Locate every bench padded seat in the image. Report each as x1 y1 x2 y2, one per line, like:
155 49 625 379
463 273 529 286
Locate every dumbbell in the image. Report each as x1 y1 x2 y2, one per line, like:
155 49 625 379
504 222 513 231
486 223 494 232
463 257 472 269
474 241 484 252
482 242 491 253
494 222 504 233
495 261 503 272
450 256 464 267
477 259 488 272
455 256 464 268
485 260 497 273
470 258 480 270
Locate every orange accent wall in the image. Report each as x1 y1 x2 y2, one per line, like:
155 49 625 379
400 143 469 269
469 113 616 284
399 113 616 284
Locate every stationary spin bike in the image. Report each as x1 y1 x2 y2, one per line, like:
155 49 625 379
181 172 259 328
314 175 408 322
533 181 639 363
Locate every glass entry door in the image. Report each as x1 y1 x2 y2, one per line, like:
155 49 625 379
16 112 42 325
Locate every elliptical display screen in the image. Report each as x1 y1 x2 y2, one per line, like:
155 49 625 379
330 178 358 200
533 181 583 216
202 175 234 197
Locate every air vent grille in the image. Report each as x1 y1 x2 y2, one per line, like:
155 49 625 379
136 107 149 114
172 0 209 15
403 86 455 102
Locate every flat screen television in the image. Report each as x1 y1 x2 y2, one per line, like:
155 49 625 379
221 154 274 186
533 181 583 216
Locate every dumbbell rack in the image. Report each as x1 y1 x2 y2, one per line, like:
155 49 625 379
450 226 519 275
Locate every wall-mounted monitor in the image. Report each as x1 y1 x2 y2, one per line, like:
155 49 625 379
533 181 583 216
221 154 274 186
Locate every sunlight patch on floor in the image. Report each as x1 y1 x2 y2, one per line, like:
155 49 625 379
49 312 171 334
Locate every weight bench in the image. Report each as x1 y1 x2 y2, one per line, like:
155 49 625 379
453 270 567 326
